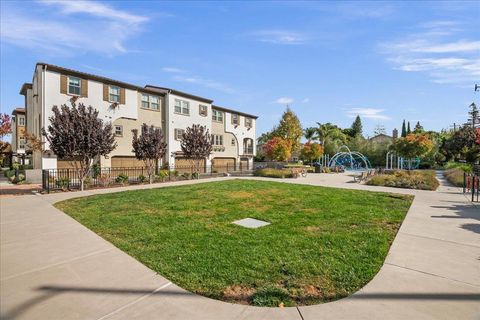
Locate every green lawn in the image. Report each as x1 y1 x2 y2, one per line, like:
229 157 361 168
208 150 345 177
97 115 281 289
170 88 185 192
56 180 413 307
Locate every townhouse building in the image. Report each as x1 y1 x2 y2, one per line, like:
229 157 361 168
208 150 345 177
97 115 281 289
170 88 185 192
10 108 27 164
17 63 257 170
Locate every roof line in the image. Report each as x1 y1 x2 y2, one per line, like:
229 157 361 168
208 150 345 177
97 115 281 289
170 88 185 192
212 105 258 119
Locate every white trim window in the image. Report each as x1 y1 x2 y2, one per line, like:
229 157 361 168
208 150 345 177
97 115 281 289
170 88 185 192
141 94 160 110
231 114 240 126
199 104 208 116
68 76 81 96
211 134 223 146
174 99 190 115
174 128 185 140
109 85 120 103
19 137 26 149
114 125 123 137
212 109 223 122
245 117 253 128
18 116 25 126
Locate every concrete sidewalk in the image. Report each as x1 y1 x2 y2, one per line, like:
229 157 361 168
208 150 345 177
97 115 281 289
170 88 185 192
1 174 479 319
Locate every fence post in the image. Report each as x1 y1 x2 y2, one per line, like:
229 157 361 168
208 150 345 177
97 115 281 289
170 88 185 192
473 176 476 202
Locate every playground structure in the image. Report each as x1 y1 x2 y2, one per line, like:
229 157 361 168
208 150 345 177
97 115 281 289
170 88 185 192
385 151 420 170
328 146 371 171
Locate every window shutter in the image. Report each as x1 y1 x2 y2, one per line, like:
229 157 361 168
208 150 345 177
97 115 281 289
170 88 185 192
120 88 126 104
80 79 88 97
103 84 109 101
60 75 67 94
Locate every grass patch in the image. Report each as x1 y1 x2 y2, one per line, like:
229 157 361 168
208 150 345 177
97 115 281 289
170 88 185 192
443 168 465 187
253 168 294 178
55 180 412 306
366 170 439 191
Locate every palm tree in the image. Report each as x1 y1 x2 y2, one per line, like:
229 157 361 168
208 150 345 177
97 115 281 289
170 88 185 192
304 127 317 142
315 122 347 156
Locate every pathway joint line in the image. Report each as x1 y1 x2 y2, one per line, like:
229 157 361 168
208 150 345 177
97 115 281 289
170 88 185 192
96 282 173 320
398 231 480 248
296 306 305 320
0 248 113 282
385 263 480 288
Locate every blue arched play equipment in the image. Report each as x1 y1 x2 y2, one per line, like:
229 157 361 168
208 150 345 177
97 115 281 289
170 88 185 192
328 146 371 171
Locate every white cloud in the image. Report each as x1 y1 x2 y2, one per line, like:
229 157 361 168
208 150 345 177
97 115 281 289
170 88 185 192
301 98 310 103
39 0 148 24
173 75 234 94
275 97 294 104
380 21 480 84
345 108 391 120
0 1 148 56
162 67 186 73
252 30 307 45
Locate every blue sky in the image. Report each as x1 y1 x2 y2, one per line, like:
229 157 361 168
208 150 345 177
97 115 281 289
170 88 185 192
1 1 479 137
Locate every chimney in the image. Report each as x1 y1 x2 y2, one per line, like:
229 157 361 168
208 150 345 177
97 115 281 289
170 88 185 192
392 128 398 139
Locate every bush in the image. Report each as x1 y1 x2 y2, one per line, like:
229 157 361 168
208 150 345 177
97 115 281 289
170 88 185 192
367 170 439 190
251 287 294 307
445 161 473 173
182 172 191 180
4 169 15 178
443 168 464 187
55 177 71 189
253 168 294 178
115 173 129 185
138 174 147 183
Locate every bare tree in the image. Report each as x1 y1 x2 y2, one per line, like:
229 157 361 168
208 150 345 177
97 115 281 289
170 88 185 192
180 124 212 177
42 102 117 190
132 124 167 184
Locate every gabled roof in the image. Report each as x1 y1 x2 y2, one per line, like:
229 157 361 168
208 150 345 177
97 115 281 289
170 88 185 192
212 105 258 119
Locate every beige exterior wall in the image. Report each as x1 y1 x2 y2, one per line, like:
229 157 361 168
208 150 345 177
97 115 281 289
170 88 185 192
211 118 239 159
101 93 165 167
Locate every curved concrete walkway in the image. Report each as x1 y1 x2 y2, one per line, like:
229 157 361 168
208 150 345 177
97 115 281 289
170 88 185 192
1 173 479 319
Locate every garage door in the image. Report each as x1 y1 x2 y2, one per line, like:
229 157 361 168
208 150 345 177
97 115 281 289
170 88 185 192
212 158 235 173
111 156 144 168
175 157 205 173
57 160 81 169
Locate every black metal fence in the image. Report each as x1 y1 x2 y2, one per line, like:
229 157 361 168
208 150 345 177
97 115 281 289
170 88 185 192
462 165 480 202
42 163 252 193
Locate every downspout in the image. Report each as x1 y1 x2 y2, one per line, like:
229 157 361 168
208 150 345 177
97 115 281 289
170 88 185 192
42 64 47 169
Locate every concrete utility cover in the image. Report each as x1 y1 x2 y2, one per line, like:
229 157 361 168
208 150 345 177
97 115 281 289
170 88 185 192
232 218 270 229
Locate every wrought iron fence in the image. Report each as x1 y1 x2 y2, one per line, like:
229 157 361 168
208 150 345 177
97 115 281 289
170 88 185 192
463 167 479 202
42 163 251 193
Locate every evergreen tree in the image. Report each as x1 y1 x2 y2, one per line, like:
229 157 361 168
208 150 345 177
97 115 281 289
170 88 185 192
407 121 411 134
468 102 479 128
401 120 407 137
351 115 363 137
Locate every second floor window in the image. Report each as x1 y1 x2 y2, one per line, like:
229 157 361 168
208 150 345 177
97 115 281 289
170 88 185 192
199 105 208 116
68 76 81 95
114 125 123 136
212 110 223 122
245 117 252 128
141 94 160 110
109 86 120 103
19 137 26 149
231 114 240 126
174 99 190 115
211 134 223 146
18 116 25 126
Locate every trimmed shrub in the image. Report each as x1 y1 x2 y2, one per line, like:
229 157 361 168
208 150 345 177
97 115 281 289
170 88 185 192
253 168 294 178
138 174 147 183
115 174 129 185
367 170 439 190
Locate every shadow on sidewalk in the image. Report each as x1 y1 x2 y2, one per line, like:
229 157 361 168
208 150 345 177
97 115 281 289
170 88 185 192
430 203 480 234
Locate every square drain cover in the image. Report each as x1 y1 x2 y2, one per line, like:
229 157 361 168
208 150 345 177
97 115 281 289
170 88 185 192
232 218 270 229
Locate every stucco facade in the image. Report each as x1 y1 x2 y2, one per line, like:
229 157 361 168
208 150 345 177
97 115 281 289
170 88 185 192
18 63 257 171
